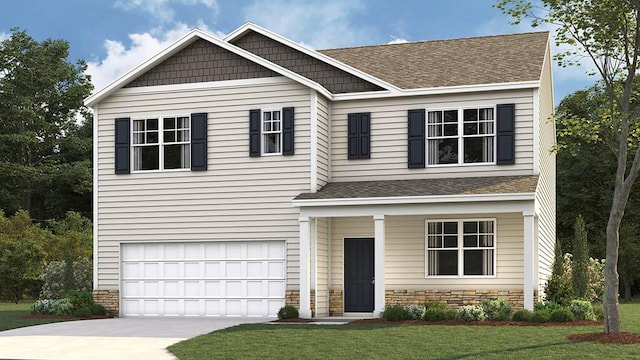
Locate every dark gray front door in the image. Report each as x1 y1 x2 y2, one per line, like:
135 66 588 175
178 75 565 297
344 238 374 312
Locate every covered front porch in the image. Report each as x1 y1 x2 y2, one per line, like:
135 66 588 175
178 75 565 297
291 176 541 318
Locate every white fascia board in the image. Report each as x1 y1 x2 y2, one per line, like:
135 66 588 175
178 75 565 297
292 192 536 208
298 199 536 218
92 105 99 289
332 81 541 101
85 28 333 107
224 22 402 93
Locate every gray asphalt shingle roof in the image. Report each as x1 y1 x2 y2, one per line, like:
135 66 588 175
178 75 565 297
294 175 539 201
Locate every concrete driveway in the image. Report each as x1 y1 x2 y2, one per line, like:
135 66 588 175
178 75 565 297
0 317 267 360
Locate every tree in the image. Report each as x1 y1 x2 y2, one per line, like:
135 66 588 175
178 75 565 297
619 224 640 300
0 28 93 221
0 210 47 302
572 215 590 298
497 0 640 334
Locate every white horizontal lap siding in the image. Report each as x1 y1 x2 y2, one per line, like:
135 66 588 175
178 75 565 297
316 217 329 316
536 47 557 294
330 214 524 290
331 90 535 181
95 79 310 289
316 95 330 188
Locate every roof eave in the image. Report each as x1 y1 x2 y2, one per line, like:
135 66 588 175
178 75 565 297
291 192 536 208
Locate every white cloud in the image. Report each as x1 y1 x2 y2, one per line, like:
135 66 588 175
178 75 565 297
115 0 219 23
242 0 372 49
0 32 9 42
387 37 408 45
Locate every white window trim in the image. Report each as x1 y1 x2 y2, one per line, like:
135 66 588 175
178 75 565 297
131 114 191 173
425 106 497 167
424 218 497 279
261 108 283 156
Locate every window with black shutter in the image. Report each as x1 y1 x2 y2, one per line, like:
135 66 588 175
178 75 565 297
348 112 370 160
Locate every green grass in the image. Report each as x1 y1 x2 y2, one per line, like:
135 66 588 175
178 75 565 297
0 302 75 332
169 303 640 360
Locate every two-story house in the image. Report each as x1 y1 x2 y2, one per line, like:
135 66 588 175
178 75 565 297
86 23 555 318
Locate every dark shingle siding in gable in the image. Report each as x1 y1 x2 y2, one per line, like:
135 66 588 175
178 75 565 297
232 31 384 94
125 39 279 88
318 32 549 90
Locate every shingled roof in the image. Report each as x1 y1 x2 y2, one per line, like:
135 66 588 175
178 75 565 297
318 32 549 90
294 175 539 201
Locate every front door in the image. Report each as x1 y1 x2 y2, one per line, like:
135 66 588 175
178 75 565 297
344 238 374 312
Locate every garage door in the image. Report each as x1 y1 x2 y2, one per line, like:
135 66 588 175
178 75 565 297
121 241 286 317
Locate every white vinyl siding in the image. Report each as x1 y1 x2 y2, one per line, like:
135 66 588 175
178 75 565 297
331 90 535 181
95 77 310 289
315 217 329 316
535 44 557 295
330 214 524 290
316 95 330 188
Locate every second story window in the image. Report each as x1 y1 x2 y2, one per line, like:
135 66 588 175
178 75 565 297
262 110 282 155
132 116 190 171
426 107 495 166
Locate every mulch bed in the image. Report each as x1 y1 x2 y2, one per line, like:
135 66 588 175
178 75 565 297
567 332 640 344
350 318 602 327
272 317 315 323
23 314 111 320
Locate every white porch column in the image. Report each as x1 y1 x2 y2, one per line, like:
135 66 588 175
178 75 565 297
299 216 312 318
523 211 535 310
374 214 386 317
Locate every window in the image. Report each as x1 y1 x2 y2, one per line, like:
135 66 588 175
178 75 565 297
426 107 495 165
132 116 190 171
426 219 495 277
262 110 281 154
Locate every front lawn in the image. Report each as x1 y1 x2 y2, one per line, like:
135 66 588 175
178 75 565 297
169 303 640 360
0 302 75 332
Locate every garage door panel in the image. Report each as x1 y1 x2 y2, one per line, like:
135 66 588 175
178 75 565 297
121 241 285 317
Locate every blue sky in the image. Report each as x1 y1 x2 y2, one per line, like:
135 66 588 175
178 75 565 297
1 0 595 104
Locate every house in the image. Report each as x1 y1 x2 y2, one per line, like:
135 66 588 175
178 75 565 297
85 22 555 318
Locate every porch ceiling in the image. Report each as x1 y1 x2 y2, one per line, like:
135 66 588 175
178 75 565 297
295 175 539 201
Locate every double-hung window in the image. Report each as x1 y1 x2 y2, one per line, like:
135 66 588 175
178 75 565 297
426 219 496 277
426 107 495 165
132 116 190 171
262 110 282 155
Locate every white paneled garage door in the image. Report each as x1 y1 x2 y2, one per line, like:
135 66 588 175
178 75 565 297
121 241 286 317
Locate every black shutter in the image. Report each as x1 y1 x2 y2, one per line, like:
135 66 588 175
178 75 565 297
347 112 371 160
190 113 208 171
114 117 130 174
496 104 515 165
249 109 261 157
359 113 371 159
282 107 295 155
407 109 425 168
347 113 359 159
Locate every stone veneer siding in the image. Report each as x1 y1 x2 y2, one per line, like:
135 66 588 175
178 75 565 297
285 290 315 317
232 31 384 94
92 290 119 317
125 39 279 88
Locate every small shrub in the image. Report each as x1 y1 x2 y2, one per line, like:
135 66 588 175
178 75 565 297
458 305 486 322
65 289 94 311
531 309 551 323
592 304 604 320
31 299 56 314
90 303 107 316
550 308 575 322
51 298 73 315
403 304 424 320
277 305 299 319
511 309 533 322
422 308 458 321
424 301 449 311
544 274 574 306
481 299 514 321
569 300 596 321
382 305 409 321
534 301 562 312
73 307 92 318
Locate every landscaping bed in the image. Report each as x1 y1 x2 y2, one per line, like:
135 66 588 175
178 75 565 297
351 318 602 327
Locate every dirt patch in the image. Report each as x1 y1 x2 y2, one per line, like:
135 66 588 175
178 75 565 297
567 332 640 344
350 318 602 327
272 318 315 323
